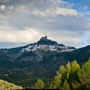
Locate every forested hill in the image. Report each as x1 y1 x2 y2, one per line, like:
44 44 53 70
0 37 90 87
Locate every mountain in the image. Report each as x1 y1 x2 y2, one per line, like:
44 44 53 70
0 36 76 65
0 36 90 87
20 36 76 53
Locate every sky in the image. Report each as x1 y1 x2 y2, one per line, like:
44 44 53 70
0 0 90 48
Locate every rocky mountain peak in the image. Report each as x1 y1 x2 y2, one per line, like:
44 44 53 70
40 36 48 41
20 36 76 53
37 36 58 45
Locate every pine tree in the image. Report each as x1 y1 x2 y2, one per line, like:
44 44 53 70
78 59 90 89
34 79 44 89
50 74 62 89
62 79 70 90
50 60 81 89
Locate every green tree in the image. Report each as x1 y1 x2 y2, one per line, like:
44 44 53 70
78 59 90 89
69 60 80 89
71 60 80 73
50 60 81 90
62 79 70 90
50 73 62 89
34 79 44 89
66 62 71 79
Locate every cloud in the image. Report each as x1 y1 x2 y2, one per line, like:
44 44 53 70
86 11 90 15
0 16 90 47
41 30 82 46
0 0 78 16
0 5 13 12
0 24 83 46
0 0 10 3
0 0 90 48
0 5 6 10
0 25 43 43
30 7 78 16
21 0 78 16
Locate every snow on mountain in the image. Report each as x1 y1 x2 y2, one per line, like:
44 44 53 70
20 36 76 53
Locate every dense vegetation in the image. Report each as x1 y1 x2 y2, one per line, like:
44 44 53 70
34 59 90 89
0 45 90 88
0 59 90 89
0 79 22 90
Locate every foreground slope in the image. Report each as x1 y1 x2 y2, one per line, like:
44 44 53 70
0 79 22 90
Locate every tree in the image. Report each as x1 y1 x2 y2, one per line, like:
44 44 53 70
34 79 44 89
71 60 80 73
62 79 70 90
50 60 81 90
78 59 90 89
66 62 71 79
50 73 62 89
69 60 80 88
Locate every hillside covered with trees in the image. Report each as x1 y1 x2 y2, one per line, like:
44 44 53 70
34 59 90 90
0 59 90 90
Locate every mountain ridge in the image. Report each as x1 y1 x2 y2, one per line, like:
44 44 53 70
0 36 90 87
17 36 76 53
